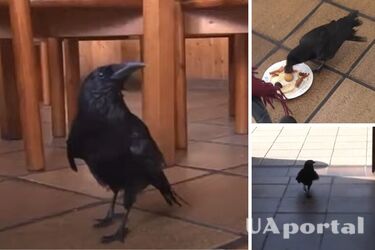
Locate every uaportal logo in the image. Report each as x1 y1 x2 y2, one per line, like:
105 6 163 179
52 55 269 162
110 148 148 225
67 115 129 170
251 217 364 239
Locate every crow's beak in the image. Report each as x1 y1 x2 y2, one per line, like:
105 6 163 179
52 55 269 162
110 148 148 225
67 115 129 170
111 62 145 80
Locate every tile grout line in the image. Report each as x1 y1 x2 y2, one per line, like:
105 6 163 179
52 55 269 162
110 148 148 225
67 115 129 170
328 127 340 167
254 1 324 68
318 173 335 250
259 128 284 166
324 0 375 23
292 127 312 167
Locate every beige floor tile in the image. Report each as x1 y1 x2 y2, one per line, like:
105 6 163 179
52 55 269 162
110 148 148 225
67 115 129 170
256 49 341 122
331 184 375 197
252 34 275 65
302 141 336 149
0 147 78 177
177 142 247 170
253 0 320 41
284 3 375 73
311 79 375 123
334 141 367 149
298 149 333 157
0 204 236 249
224 165 248 177
0 180 98 230
284 184 331 198
274 136 306 143
252 176 290 185
252 149 270 158
330 157 367 165
335 135 368 142
188 123 233 141
270 141 304 150
337 127 368 136
265 149 300 159
304 136 337 143
212 134 248 146
333 0 375 18
136 174 247 234
0 140 23 154
332 149 367 157
24 166 209 199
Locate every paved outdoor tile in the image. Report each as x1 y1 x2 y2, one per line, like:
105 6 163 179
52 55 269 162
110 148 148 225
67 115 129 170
278 195 329 213
252 149 270 158
333 176 375 184
256 49 341 122
252 34 275 66
224 165 248 177
328 197 375 212
302 141 336 149
253 0 320 41
290 176 332 185
136 174 247 233
332 149 367 157
334 141 367 149
333 0 375 18
311 79 375 123
298 149 333 158
327 166 366 176
252 214 273 250
188 123 233 141
284 184 331 198
253 185 287 198
253 198 280 213
321 214 375 250
24 166 208 199
331 184 375 197
0 148 79 177
270 141 304 150
0 204 236 249
330 157 367 166
265 149 300 159
212 134 248 146
252 176 290 185
177 142 247 170
253 167 289 177
335 135 368 142
284 3 375 73
264 232 321 250
0 179 98 230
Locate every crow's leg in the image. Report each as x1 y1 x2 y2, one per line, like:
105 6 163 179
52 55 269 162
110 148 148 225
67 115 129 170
306 184 312 198
303 185 307 193
101 187 137 243
94 191 120 228
313 61 325 72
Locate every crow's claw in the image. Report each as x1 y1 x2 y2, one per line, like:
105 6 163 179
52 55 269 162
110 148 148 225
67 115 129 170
101 227 129 244
93 213 123 228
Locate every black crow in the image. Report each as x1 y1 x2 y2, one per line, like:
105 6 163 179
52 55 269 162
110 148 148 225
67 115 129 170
67 62 185 243
285 11 366 73
296 160 319 198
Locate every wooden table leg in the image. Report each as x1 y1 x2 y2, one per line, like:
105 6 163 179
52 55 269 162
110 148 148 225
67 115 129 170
0 40 22 140
63 39 80 129
234 34 248 134
9 0 45 171
228 35 235 117
175 2 187 150
47 38 66 137
143 0 176 165
40 39 51 105
34 44 43 102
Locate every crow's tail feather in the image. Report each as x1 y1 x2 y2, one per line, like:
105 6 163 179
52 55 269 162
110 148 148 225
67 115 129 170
348 35 367 42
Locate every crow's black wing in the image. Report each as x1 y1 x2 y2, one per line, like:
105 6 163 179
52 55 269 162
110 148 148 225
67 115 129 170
296 169 305 183
313 170 320 181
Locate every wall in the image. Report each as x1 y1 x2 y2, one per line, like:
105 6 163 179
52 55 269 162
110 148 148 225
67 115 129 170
79 38 228 80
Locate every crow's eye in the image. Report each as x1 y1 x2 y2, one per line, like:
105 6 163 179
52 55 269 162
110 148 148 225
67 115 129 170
98 72 104 78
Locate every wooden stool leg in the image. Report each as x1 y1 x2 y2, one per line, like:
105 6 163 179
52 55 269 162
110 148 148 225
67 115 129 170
40 39 51 105
143 0 176 165
63 39 80 129
234 34 248 134
228 35 235 117
0 40 22 140
175 2 187 149
47 38 66 137
9 0 45 171
34 44 43 102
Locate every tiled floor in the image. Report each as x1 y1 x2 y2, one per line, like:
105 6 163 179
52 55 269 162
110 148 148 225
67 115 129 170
253 0 375 122
0 80 248 249
252 126 375 250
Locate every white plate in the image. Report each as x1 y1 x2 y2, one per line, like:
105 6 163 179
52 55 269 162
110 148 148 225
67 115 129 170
262 60 313 100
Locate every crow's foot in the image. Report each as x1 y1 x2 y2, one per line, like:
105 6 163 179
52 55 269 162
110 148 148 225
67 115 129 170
313 63 324 73
101 227 129 244
93 213 123 228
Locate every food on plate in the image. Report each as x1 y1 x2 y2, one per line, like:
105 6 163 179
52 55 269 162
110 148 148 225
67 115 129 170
284 73 293 82
269 66 309 93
